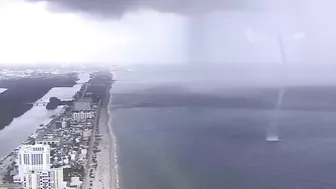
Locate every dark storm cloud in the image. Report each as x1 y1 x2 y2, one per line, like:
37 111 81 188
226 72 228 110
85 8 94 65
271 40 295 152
26 0 255 17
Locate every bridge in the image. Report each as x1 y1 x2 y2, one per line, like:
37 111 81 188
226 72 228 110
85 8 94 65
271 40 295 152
25 100 48 106
24 82 88 106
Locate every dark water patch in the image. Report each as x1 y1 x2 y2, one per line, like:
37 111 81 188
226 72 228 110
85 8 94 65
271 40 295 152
111 85 336 113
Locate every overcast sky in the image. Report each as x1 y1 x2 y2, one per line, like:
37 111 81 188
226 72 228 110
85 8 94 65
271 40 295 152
0 1 188 65
1 0 336 66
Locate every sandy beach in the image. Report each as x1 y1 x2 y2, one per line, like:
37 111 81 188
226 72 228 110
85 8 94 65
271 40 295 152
89 88 119 189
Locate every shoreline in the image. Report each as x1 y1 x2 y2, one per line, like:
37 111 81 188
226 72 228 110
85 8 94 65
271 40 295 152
86 85 119 189
107 86 120 189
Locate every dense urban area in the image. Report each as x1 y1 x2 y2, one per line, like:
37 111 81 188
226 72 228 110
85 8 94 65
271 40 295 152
0 70 113 189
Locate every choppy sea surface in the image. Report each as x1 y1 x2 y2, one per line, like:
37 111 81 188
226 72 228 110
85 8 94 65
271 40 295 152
110 64 336 189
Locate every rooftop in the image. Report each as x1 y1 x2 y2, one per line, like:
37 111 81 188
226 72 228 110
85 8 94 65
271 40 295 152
18 144 50 153
75 98 92 103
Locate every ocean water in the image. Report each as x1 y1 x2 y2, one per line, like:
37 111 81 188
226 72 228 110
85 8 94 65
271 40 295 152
111 65 336 189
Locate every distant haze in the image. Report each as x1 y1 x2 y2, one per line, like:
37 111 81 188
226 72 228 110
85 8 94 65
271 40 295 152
1 0 336 84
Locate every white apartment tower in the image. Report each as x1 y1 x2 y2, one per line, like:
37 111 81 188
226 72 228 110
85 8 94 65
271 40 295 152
72 111 94 122
22 171 39 189
23 168 66 189
18 144 51 181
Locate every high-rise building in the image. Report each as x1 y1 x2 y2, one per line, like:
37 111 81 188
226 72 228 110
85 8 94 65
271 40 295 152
72 111 94 122
23 168 66 189
50 168 66 189
18 144 51 182
22 171 39 189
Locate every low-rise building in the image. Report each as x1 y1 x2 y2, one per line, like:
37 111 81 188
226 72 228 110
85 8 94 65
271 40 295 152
69 177 82 188
36 134 61 147
82 129 91 138
55 121 67 129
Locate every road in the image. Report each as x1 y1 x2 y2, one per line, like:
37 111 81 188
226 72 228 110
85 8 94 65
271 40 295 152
83 99 101 189
81 83 88 99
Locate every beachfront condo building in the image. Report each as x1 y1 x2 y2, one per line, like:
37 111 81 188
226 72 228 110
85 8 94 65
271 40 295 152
22 168 66 189
17 144 51 182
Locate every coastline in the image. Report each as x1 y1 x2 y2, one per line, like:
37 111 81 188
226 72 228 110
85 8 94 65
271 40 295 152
107 86 120 189
88 85 119 189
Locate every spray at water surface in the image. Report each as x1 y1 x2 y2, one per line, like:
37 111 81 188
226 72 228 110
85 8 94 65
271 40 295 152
266 88 285 142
